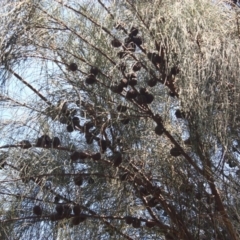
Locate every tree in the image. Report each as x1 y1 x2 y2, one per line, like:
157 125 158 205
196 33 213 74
0 0 240 239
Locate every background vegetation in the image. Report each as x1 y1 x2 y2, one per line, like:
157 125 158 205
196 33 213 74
0 0 240 239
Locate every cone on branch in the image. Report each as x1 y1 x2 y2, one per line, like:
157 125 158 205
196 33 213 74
111 83 124 94
85 74 96 84
66 125 74 132
36 135 52 147
111 39 122 48
147 78 157 87
19 140 32 149
52 137 61 148
132 62 142 72
68 62 78 71
112 151 122 167
129 27 139 37
90 66 99 76
126 89 138 99
145 220 156 228
132 218 141 228
71 151 89 161
170 147 181 157
125 216 134 225
117 105 127 113
55 204 64 215
91 152 101 160
33 205 42 216
98 139 108 153
73 204 81 215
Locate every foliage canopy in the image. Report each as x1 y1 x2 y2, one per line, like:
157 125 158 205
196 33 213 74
0 0 240 239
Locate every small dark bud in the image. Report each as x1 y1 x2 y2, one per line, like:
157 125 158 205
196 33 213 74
145 93 154 104
33 205 42 216
98 139 108 153
126 89 138 99
91 152 101 160
170 147 181 157
148 197 159 207
132 218 141 228
74 175 83 186
67 125 74 132
73 204 81 215
117 51 127 59
90 66 99 76
119 78 128 88
132 62 142 72
147 78 157 87
111 39 122 48
88 177 94 184
135 94 147 105
128 78 137 86
70 151 89 161
132 36 142 45
111 84 124 94
19 140 32 149
112 152 122 167
125 216 134 225
146 220 156 228
56 204 64 215
52 137 61 148
68 63 78 71
125 42 136 52
155 125 164 136
175 109 185 119
85 74 96 84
